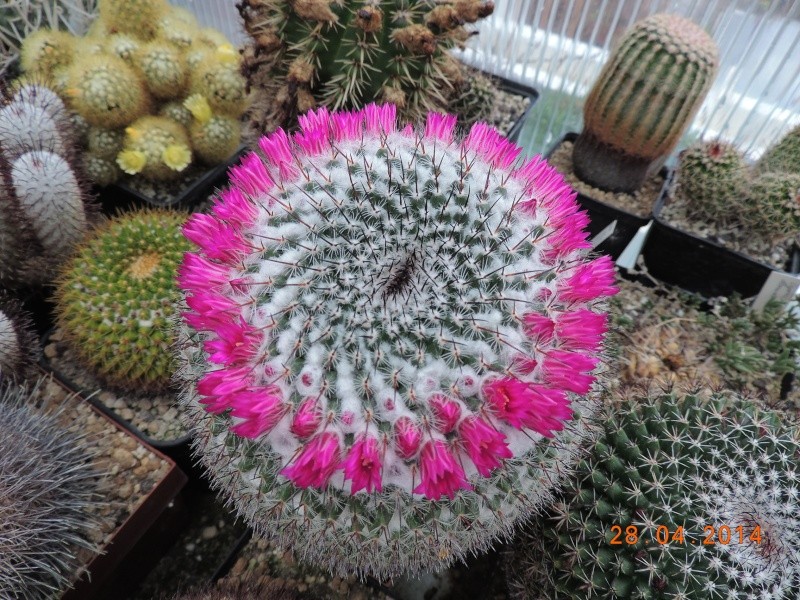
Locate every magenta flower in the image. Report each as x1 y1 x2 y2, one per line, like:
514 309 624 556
203 320 260 366
281 432 341 489
540 350 599 395
183 213 250 263
428 394 462 433
177 253 232 294
522 313 555 343
424 112 457 144
183 291 240 330
212 187 258 225
458 417 513 477
229 389 286 439
290 398 323 438
556 310 608 351
257 128 298 179
482 377 572 437
413 439 472 500
196 366 252 413
394 417 423 459
228 151 274 198
341 436 383 494
558 255 619 303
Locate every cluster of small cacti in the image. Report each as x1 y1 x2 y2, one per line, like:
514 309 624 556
0 381 106 597
0 80 94 288
573 13 719 193
14 0 246 186
177 103 617 579
0 293 38 384
508 391 800 599
236 0 494 133
55 209 191 392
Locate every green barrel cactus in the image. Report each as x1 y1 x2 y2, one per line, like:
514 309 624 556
237 0 494 131
749 172 800 238
54 209 191 392
675 140 750 223
508 391 800 599
573 13 719 193
0 382 106 597
757 124 800 176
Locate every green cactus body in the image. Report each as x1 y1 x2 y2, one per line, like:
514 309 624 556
573 14 719 193
66 54 150 128
156 7 199 49
105 33 142 63
135 41 188 100
159 100 194 128
189 114 241 165
19 29 77 78
676 140 750 223
238 0 493 130
97 0 169 41
189 52 248 118
509 392 800 599
55 210 190 392
117 115 192 181
757 124 800 176
749 172 800 237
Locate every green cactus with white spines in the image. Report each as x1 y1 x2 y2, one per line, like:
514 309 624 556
55 209 191 392
749 172 800 237
573 13 719 193
135 40 188 100
508 392 800 600
0 381 106 598
449 68 497 129
97 0 168 41
758 124 800 176
675 140 751 223
237 0 494 131
117 115 192 181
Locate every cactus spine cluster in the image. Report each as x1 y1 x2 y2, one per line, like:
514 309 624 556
757 124 800 176
0 382 106 597
0 294 38 384
0 81 94 288
55 209 191 392
573 13 719 193
177 104 617 579
237 0 494 132
15 0 246 187
508 392 800 599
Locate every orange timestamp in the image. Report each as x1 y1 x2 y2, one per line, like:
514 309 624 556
609 524 763 546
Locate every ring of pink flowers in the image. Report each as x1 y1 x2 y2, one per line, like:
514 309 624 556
179 104 618 500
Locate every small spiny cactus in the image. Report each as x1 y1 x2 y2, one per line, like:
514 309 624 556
177 104 617 579
0 381 106 598
116 115 192 181
757 124 800 176
0 294 38 384
573 13 719 193
508 391 800 599
55 209 191 392
97 0 168 41
749 172 800 238
237 0 494 133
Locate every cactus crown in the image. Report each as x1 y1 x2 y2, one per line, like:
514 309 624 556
238 0 494 130
55 209 190 392
510 391 800 599
177 104 617 579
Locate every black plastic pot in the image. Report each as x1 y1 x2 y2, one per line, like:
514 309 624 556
544 132 670 259
643 193 800 299
96 147 247 214
496 76 539 143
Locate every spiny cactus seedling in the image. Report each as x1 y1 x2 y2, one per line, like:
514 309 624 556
0 381 106 597
185 94 242 165
573 13 719 193
749 171 800 238
177 104 617 579
237 0 494 133
55 209 191 392
0 294 38 384
674 140 750 223
508 391 800 599
758 124 800 176
117 115 192 181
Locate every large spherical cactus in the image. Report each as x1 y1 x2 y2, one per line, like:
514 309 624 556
508 392 800 599
237 0 494 132
573 13 719 193
757 124 800 176
55 210 191 392
675 140 751 223
177 104 618 579
749 172 800 238
0 382 106 597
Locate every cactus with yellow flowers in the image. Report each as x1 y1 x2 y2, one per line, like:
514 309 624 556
117 116 192 181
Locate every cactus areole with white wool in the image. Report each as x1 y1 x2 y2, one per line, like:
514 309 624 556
177 104 617 578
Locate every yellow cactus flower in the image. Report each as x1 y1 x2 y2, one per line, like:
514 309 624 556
162 144 191 172
215 43 238 64
183 94 213 124
117 150 147 175
125 127 142 142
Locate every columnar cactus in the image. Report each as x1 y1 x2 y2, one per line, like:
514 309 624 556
0 294 38 384
0 382 106 597
675 140 750 223
508 392 800 599
237 0 494 132
55 209 191 392
757 124 800 176
573 13 719 193
177 104 617 579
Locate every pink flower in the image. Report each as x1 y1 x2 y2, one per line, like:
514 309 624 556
212 187 258 225
424 112 457 144
229 152 274 197
413 439 472 500
294 116 331 155
331 109 363 142
482 377 572 437
542 211 591 261
394 416 422 459
297 106 331 134
229 388 286 438
458 417 512 477
196 366 253 413
555 310 607 351
281 432 341 489
258 129 298 179
540 350 599 394
290 398 323 438
522 313 555 343
177 253 232 294
429 394 461 433
183 291 240 331
203 320 260 365
363 103 396 135
463 122 521 169
557 256 619 303
183 213 250 263
341 436 383 494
